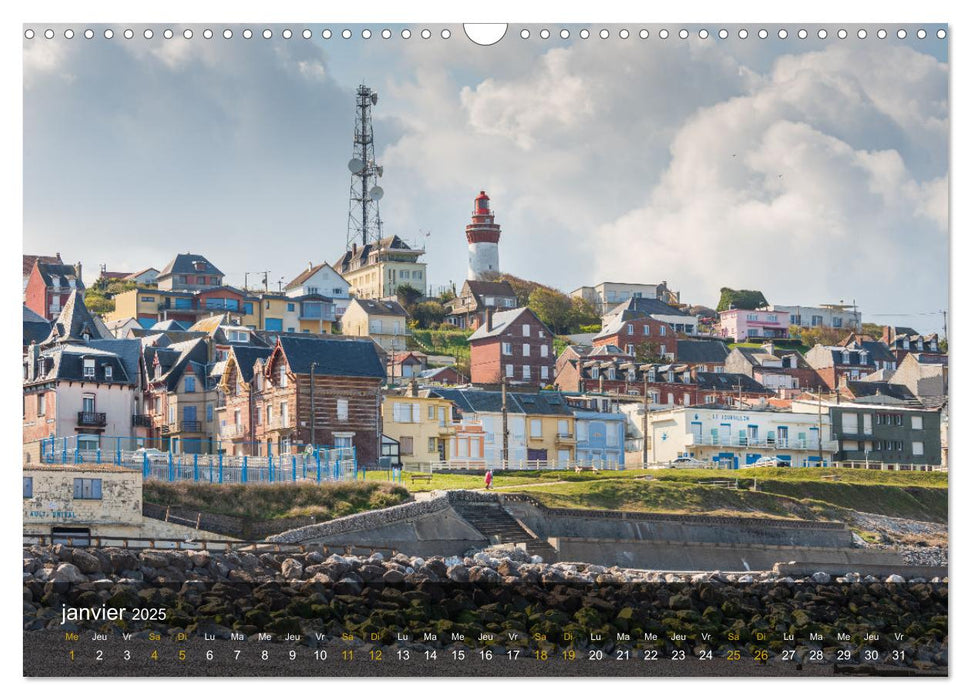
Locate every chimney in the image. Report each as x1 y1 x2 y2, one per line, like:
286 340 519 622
74 261 82 281
763 341 775 356
485 306 493 332
408 378 419 398
308 261 314 270
352 243 358 256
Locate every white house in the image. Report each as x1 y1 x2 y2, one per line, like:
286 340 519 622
284 262 352 317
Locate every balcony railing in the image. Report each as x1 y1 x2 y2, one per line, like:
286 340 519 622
132 414 153 428
685 435 837 451
266 417 292 431
179 420 203 433
77 412 107 427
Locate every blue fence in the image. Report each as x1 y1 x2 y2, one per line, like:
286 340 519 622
36 435 376 485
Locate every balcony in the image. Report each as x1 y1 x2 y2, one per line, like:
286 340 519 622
132 414 153 428
265 417 293 433
77 411 106 427
684 435 838 451
222 424 246 439
555 432 576 444
179 420 203 433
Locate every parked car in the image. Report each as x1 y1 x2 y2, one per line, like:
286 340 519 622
130 447 167 464
670 456 708 468
747 456 792 468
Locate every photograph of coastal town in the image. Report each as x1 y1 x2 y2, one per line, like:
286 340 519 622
22 22 948 678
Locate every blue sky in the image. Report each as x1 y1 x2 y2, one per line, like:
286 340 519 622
23 23 949 332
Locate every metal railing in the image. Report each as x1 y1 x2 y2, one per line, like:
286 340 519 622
685 435 837 450
77 411 106 427
179 420 203 432
421 459 624 472
131 414 153 428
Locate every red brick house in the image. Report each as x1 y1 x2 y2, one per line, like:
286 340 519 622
24 260 85 321
444 280 518 330
592 313 677 360
468 307 555 386
218 336 386 465
724 343 823 395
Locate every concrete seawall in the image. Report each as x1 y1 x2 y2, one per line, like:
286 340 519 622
267 490 897 571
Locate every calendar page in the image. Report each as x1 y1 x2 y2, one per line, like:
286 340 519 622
22 21 949 680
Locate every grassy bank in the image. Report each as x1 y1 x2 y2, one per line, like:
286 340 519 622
143 481 409 521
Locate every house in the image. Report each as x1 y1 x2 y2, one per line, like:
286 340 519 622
554 344 632 392
23 305 52 352
23 253 63 294
285 261 352 318
717 308 789 341
24 296 140 452
771 303 862 332
724 342 822 395
156 253 224 292
792 399 942 466
333 235 427 300
879 325 944 363
430 388 576 466
891 353 948 408
416 366 466 386
124 267 160 285
140 338 216 454
468 307 555 386
603 297 699 335
24 259 85 321
218 336 386 465
388 351 428 380
561 395 626 468
839 380 918 405
341 298 410 355
381 387 457 467
592 314 677 360
641 405 837 468
260 292 337 335
444 280 518 330
107 285 258 327
103 317 146 339
570 281 680 315
674 338 731 372
804 342 885 390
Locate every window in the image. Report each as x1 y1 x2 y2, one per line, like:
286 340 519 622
36 394 45 416
243 302 254 315
659 326 666 336
557 419 569 436
522 324 531 337
541 366 549 380
73 478 103 500
832 317 842 328
428 437 437 453
23 477 32 498
265 318 283 332
747 314 757 321
141 296 156 303
505 364 514 378
541 344 549 358
501 342 512 356
287 303 295 312
523 344 531 357
428 405 436 420
538 330 546 338
278 366 288 388
626 344 635 355
812 315 823 327
281 401 289 427
104 365 113 380
334 288 344 296
266 405 273 424
400 270 410 279
643 326 651 336
627 324 634 334
912 415 923 430
234 409 241 426
841 412 857 434
590 367 599 379
83 359 95 379
288 328 295 333
337 399 349 422
523 365 531 380
894 414 903 426
530 419 542 438
704 394 715 404
185 376 196 393
484 296 495 306
206 404 214 422
415 271 422 280
912 441 925 456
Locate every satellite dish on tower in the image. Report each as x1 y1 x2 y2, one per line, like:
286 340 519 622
370 92 378 105
348 158 365 174
369 186 384 201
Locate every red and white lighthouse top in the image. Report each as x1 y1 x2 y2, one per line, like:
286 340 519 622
466 190 502 244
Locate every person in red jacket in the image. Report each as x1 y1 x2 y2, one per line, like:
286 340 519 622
484 469 493 490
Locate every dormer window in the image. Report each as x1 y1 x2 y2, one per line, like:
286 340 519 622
627 369 636 382
902 339 910 349
667 371 674 382
842 351 850 364
607 368 616 380
83 359 95 379
648 370 656 382
104 365 113 381
590 367 599 379
278 365 288 388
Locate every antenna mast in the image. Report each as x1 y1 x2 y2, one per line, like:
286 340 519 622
346 84 385 250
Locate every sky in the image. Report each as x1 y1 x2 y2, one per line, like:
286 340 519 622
23 23 949 333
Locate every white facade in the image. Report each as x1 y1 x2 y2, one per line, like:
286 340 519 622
286 263 352 317
771 304 862 332
468 241 500 282
572 281 679 315
39 383 137 447
642 406 836 468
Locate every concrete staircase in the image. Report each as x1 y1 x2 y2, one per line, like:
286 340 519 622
451 500 558 562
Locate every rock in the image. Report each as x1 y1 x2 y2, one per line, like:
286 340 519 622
51 563 86 584
71 550 103 575
187 550 211 568
810 572 832 584
737 574 755 583
281 558 304 580
530 555 543 564
444 556 462 567
886 574 905 583
382 569 405 583
447 565 470 583
140 551 170 569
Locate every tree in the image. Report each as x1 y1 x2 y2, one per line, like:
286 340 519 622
791 325 844 348
716 288 769 312
410 301 445 329
861 322 884 339
567 297 600 331
528 287 573 334
633 341 667 363
395 283 423 311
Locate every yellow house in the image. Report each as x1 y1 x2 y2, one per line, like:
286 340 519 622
342 298 410 353
381 391 456 467
333 235 427 300
107 287 162 323
258 294 335 334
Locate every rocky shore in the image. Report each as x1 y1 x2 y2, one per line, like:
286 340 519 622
24 544 947 669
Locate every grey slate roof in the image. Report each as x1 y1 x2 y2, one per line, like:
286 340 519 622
227 345 274 383
695 372 773 394
430 388 573 415
277 336 386 379
158 253 223 277
676 339 730 364
29 344 134 386
349 298 409 318
845 381 917 403
23 305 47 324
36 262 83 289
88 339 143 385
467 307 551 341
42 291 105 346
608 297 690 318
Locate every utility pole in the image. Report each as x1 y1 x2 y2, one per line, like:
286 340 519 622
642 373 649 467
817 390 824 466
310 361 317 449
501 375 509 469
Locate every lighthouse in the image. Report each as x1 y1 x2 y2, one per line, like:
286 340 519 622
466 191 502 281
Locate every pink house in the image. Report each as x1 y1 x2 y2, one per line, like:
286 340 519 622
718 309 790 341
